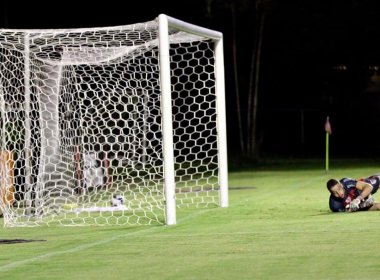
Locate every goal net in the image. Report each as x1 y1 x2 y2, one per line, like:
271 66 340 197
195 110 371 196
0 14 228 227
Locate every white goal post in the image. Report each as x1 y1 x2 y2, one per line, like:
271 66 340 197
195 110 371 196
0 14 228 227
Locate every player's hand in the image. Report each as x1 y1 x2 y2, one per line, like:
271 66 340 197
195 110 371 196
348 198 361 212
360 195 374 208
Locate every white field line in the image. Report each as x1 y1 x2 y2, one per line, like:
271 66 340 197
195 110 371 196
0 208 212 272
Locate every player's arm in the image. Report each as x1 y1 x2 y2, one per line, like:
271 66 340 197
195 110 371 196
346 181 373 212
355 181 373 200
347 181 374 212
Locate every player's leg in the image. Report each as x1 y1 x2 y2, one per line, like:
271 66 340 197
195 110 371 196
368 202 380 211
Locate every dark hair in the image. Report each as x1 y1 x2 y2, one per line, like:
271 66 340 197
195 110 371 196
326 178 339 192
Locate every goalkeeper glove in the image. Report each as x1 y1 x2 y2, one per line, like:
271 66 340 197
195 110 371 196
347 198 361 212
360 195 374 208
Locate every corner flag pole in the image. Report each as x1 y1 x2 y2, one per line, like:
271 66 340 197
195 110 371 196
324 116 332 173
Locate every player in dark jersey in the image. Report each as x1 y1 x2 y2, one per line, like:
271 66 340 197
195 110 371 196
326 174 380 212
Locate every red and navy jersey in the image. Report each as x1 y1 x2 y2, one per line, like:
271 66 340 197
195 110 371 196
340 178 361 208
329 175 380 212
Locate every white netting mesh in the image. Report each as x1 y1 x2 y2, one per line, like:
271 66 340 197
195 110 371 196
0 16 223 227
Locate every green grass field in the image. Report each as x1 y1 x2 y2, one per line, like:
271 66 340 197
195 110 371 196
1 159 380 280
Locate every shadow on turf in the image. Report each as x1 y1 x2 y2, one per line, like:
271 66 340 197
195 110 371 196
311 210 345 216
230 186 257 190
0 239 47 245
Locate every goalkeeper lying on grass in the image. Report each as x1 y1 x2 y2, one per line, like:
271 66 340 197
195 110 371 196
327 174 380 212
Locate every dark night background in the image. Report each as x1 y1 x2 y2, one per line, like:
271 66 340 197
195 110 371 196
2 0 380 161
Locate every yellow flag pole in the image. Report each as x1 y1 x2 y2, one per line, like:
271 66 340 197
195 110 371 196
325 132 329 173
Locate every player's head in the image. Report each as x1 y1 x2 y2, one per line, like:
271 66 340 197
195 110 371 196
326 178 345 199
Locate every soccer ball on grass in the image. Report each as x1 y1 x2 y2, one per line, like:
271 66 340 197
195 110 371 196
111 194 125 207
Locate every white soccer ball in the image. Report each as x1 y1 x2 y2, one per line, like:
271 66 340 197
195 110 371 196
111 194 125 207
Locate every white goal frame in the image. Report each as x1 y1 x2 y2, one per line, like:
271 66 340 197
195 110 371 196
0 14 228 227
158 15 228 225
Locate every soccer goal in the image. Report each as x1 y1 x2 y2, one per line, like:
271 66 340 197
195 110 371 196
0 14 228 227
